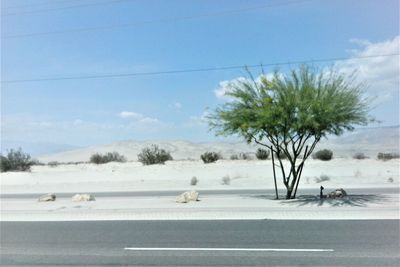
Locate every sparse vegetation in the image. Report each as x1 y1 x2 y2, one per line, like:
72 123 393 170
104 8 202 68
315 174 330 183
48 161 59 167
190 176 198 186
137 145 173 165
221 175 231 185
230 154 239 160
201 152 221 163
377 152 400 161
0 148 35 172
230 153 251 160
313 149 333 161
353 152 367 160
256 148 270 160
90 152 127 164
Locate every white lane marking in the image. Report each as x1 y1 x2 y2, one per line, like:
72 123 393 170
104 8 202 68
124 247 334 252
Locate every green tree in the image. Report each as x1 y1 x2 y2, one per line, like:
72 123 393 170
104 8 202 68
209 65 372 199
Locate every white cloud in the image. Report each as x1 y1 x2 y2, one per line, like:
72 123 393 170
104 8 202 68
73 119 83 126
118 111 144 119
170 102 182 109
214 77 248 100
335 36 399 105
117 111 165 129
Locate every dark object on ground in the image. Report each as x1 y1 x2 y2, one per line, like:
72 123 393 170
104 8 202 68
201 152 221 163
0 148 34 172
320 186 325 199
312 149 333 161
377 152 400 161
138 145 173 165
328 188 347 198
90 152 126 164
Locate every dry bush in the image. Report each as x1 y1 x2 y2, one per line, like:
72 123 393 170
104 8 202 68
312 149 333 161
201 152 221 163
138 145 173 165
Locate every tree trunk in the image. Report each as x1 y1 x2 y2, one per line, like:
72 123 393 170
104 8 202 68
271 146 279 199
285 187 293 199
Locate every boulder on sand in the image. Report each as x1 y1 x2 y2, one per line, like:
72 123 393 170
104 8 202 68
72 194 95 202
328 188 347 198
38 193 56 202
176 191 199 203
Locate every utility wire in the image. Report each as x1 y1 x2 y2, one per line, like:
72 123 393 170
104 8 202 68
2 0 133 16
4 0 83 10
3 0 311 38
2 53 398 84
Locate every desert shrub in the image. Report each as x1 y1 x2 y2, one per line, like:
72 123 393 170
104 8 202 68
275 150 287 160
137 145 173 165
230 153 251 160
48 161 59 167
312 149 333 161
315 174 330 183
0 148 34 172
90 152 126 164
201 152 221 163
353 152 367 160
190 176 198 186
221 175 231 185
377 152 400 161
230 154 239 160
256 148 270 160
31 160 45 166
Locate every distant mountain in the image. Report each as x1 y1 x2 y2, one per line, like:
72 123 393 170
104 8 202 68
37 126 399 162
1 140 80 157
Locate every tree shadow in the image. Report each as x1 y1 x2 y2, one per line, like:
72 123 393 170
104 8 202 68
279 194 389 207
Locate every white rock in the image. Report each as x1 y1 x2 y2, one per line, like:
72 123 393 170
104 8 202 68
38 193 56 202
175 191 199 203
72 194 95 202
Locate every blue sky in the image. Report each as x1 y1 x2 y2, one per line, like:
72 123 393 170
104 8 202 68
1 0 399 150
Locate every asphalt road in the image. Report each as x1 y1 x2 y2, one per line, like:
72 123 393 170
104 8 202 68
1 220 399 266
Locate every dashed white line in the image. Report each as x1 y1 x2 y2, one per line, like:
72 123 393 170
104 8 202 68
124 247 334 252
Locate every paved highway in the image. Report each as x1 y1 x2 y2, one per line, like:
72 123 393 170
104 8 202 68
1 220 399 266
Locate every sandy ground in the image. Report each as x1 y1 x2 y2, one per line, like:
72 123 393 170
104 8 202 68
1 159 398 221
1 193 398 221
1 159 398 194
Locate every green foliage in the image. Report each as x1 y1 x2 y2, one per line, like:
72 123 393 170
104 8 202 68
312 149 333 161
256 148 270 160
0 148 34 172
377 152 399 161
138 145 173 165
209 65 371 199
201 152 221 163
90 152 127 164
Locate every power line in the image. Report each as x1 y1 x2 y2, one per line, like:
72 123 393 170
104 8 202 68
2 53 398 84
2 0 311 38
4 0 83 10
2 0 133 16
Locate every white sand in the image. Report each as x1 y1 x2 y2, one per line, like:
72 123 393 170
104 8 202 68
1 158 399 221
1 193 398 221
1 159 398 194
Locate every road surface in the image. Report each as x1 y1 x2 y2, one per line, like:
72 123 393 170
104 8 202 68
1 220 399 266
